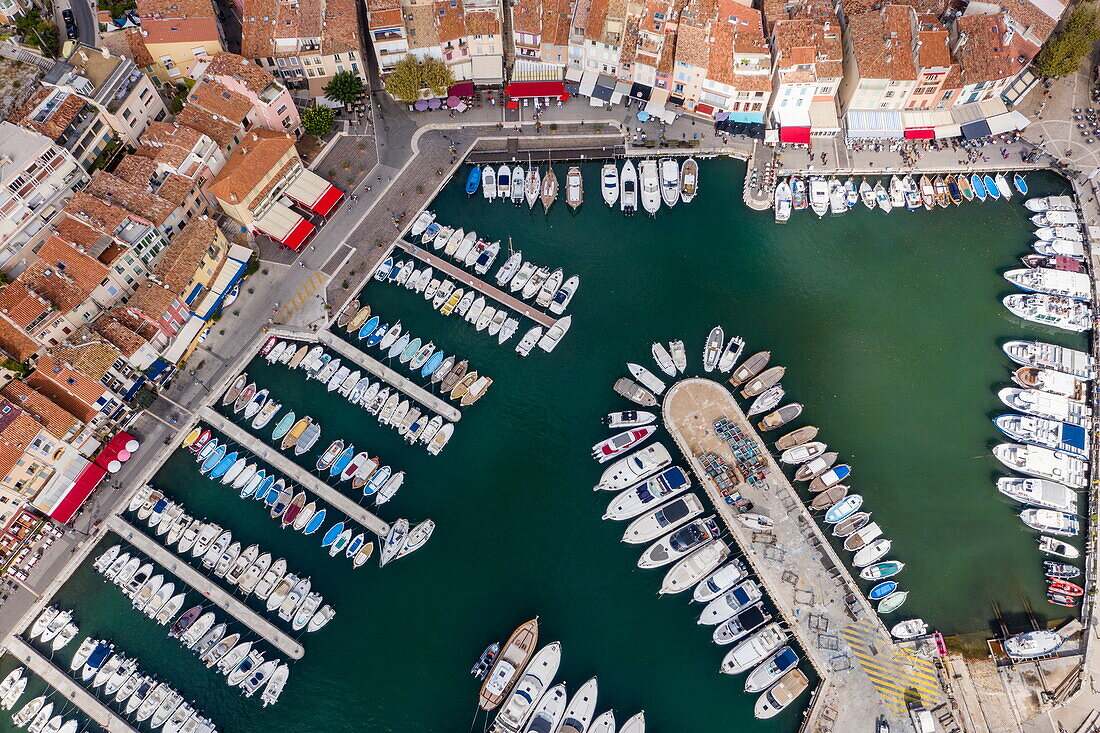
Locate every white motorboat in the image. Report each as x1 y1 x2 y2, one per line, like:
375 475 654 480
511 166 525 204
623 494 705 544
601 163 619 207
516 327 543 357
1036 225 1082 241
888 176 906 209
524 166 541 209
754 669 809 719
996 477 1078 512
557 677 598 733
1024 195 1074 212
703 326 724 372
680 158 698 203
720 623 787 675
874 181 892 212
713 603 772 645
627 362 665 395
537 316 571 353
1012 365 1088 401
620 160 638 214
699 579 763 625
998 388 1091 428
639 159 660 215
605 410 656 428
1021 507 1078 535
1003 340 1095 379
1003 294 1091 332
718 335 745 373
549 275 579 315
409 210 435 237
694 559 749 603
651 342 676 376
521 683 567 733
859 180 876 209
994 413 1089 457
774 181 792 223
829 180 846 215
604 466 691 520
809 178 829 217
483 165 497 200
993 442 1088 488
496 251 522 286
659 158 679 207
670 340 687 373
595 443 672 492
638 517 720 569
1032 209 1080 227
1004 629 1064 660
493 642 561 732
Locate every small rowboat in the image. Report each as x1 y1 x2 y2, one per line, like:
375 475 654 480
824 494 863 523
775 426 818 450
831 511 870 538
868 581 897 601
860 560 904 580
809 485 847 510
876 590 907 614
760 403 802 431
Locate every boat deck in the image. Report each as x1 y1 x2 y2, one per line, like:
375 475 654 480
662 379 948 728
199 408 393 539
6 636 140 732
106 515 305 660
394 239 557 329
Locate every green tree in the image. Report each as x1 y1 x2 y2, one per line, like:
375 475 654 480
385 56 424 103
322 71 365 106
1035 5 1100 77
420 58 455 97
301 105 336 136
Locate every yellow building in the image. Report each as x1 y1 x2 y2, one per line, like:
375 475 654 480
136 0 225 82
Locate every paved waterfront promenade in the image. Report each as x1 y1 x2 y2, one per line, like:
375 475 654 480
106 515 306 660
5 636 139 732
198 408 392 539
663 379 950 730
395 239 558 329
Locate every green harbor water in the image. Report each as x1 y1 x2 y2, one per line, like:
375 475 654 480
5 160 1084 732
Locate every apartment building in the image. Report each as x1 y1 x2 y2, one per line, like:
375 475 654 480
0 123 91 264
134 0 225 82
0 401 63 533
768 12 843 140
11 88 116 173
838 4 920 138
695 1 771 122
135 120 228 198
176 78 253 155
190 53 302 135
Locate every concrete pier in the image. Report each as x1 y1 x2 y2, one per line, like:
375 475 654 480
314 330 461 422
199 408 392 539
5 636 139 732
106 515 305 660
662 379 950 729
394 239 557 329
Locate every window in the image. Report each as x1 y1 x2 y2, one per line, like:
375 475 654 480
192 47 206 57
277 104 287 114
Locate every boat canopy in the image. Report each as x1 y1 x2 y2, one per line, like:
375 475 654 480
1062 423 1087 450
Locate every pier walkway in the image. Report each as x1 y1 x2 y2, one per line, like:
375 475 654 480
662 379 946 730
394 239 557 329
106 515 305 660
6 636 140 732
199 408 392 539
314 330 461 422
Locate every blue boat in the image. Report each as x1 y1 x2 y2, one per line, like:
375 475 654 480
86 642 112 672
421 350 445 378
200 444 226 474
321 521 345 547
253 475 275 502
465 166 482 195
971 174 987 201
209 451 238 480
303 509 326 535
264 480 284 506
346 534 364 557
869 581 898 600
363 465 391 496
330 447 355 477
1014 173 1028 195
824 494 863 523
241 469 266 499
994 414 1088 458
358 315 380 341
421 222 440 243
374 257 393 281
272 412 296 441
366 323 388 348
388 261 401 280
196 437 219 463
983 174 1000 200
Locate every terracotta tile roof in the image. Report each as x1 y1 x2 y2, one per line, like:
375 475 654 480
954 12 1022 84
0 381 82 440
46 336 121 381
0 407 46 478
11 89 88 143
19 235 110 312
52 216 111 253
99 28 156 68
64 191 133 235
155 217 219 292
366 0 398 12
28 359 110 422
512 0 542 37
199 52 280 94
467 11 502 36
241 0 361 57
733 71 773 90
656 28 678 73
239 0 275 58
136 121 209 170
541 0 571 45
112 155 159 187
1001 0 1064 43
0 281 52 331
436 0 468 43
619 18 641 66
707 19 735 83
86 171 177 226
847 4 917 81
0 320 40 362
721 1 768 54
674 22 709 67
90 315 151 356
175 104 242 148
368 7 403 27
207 128 297 205
320 0 362 54
141 16 221 44
584 0 609 41
773 17 843 82
405 5 441 49
875 0 948 16
918 27 951 67
137 0 217 17
126 279 179 319
187 79 253 123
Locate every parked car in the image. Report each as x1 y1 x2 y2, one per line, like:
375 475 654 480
61 9 77 39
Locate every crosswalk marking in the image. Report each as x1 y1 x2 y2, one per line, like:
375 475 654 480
840 620 943 714
275 272 327 323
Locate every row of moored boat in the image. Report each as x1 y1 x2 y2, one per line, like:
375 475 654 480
774 171 1027 221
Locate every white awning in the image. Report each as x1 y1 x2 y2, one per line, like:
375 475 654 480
285 169 331 209
845 109 904 138
986 110 1030 134
160 315 208 363
773 104 810 127
252 202 305 240
579 69 598 98
934 123 962 138
473 55 504 83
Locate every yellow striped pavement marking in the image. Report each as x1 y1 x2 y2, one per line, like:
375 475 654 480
274 273 328 322
840 620 944 711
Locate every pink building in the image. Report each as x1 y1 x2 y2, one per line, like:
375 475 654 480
189 53 302 136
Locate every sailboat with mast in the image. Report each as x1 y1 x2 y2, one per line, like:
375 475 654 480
541 161 559 212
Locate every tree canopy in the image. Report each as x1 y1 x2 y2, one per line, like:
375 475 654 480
1035 4 1100 77
384 55 456 102
323 71 365 106
302 105 336 136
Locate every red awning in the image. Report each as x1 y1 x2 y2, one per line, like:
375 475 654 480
311 185 343 217
280 218 315 251
506 81 566 98
449 81 475 97
694 103 715 116
49 463 106 524
779 126 811 144
904 128 935 139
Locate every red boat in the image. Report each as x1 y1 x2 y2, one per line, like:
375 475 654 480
1048 578 1084 597
1048 592 1078 607
260 336 277 356
591 426 658 463
190 430 211 453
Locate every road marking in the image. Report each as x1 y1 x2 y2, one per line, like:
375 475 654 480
274 272 327 323
840 620 944 713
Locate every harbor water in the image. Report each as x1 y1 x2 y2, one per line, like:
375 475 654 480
10 160 1081 732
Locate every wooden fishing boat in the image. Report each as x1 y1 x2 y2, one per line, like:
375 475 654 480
809 484 848 510
730 352 770 386
741 366 786 398
794 452 838 481
945 174 962 205
541 166 558 212
831 511 870 538
450 371 478 401
933 176 950 208
759 403 803 431
280 417 310 451
222 374 247 406
347 304 372 332
441 360 468 392
775 426 818 451
566 166 583 210
336 299 357 328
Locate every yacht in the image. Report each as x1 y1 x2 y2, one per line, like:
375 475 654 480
1003 294 1091 332
521 683 566 733
1032 209 1080 227
720 623 787 675
483 165 497 200
713 603 772 645
497 167 511 198
593 426 657 464
694 559 750 603
1012 365 1088 401
601 163 619 206
699 579 763 626
829 180 847 215
622 494 705 543
703 326 724 372
809 178 829 217
1003 340 1095 379
774 181 792 223
1034 238 1086 259
565 166 583 210
754 669 809 719
557 677 598 733
997 477 1078 512
603 466 691 519
718 336 745 373
992 443 1087 488
745 647 800 694
1004 629 1064 660
492 642 562 733
639 160 660 215
638 516 720 568
998 387 1091 427
994 413 1089 458
594 443 672 492
511 166 525 204
479 619 540 711
651 342 676 376
524 166 541 209
1021 508 1078 535
659 158 679 207
1025 195 1075 212
680 158 699 203
620 160 638 214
